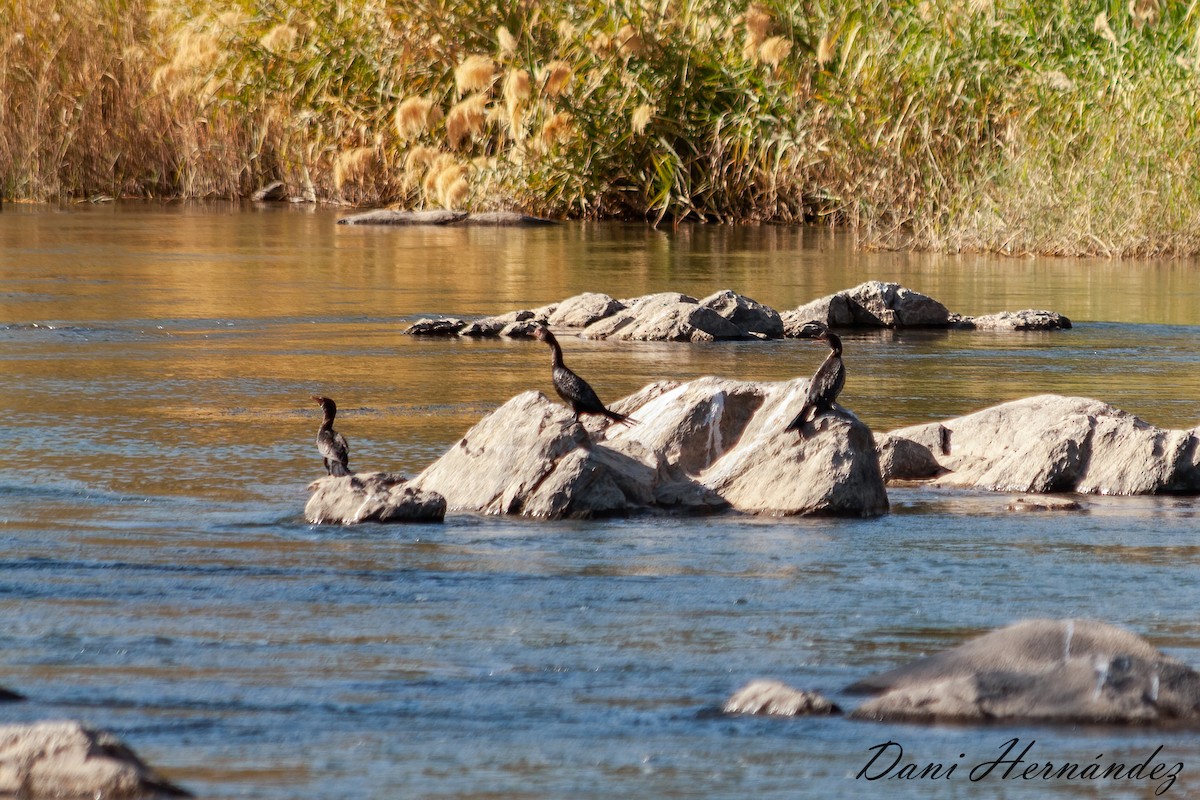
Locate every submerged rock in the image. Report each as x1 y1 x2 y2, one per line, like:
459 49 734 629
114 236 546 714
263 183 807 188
408 377 887 519
0 721 189 798
724 680 840 716
337 209 556 226
305 472 447 524
957 309 1073 331
848 619 1200 724
403 317 466 336
884 394 1200 495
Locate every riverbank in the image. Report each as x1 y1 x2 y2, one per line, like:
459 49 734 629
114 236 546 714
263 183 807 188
5 1 1200 256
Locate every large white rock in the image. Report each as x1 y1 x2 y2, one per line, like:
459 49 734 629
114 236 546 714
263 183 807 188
698 380 889 516
885 394 1200 494
547 292 625 328
0 721 188 798
848 619 1200 724
408 378 888 519
724 680 839 716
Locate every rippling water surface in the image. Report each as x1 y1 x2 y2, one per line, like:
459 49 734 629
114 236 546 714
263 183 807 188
2 203 1199 799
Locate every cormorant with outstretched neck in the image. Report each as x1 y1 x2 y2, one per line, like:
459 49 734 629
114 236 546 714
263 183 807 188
311 395 352 476
532 325 633 426
785 323 845 436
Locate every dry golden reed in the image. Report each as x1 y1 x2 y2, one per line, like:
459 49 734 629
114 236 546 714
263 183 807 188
497 25 517 55
333 147 376 190
259 24 297 54
631 103 654 135
759 35 791 67
395 96 436 139
455 55 495 95
446 94 489 148
540 61 572 97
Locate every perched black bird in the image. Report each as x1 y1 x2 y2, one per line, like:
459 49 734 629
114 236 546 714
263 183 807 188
532 325 634 426
785 323 845 436
311 395 352 476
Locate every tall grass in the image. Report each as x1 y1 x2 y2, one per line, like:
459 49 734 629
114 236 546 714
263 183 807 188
4 0 1200 256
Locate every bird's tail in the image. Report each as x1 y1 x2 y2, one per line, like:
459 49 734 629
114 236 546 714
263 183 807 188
604 408 637 426
785 405 814 435
329 461 353 477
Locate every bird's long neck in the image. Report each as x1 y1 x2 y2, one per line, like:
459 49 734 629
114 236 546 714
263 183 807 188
320 409 335 431
547 339 565 368
826 334 843 358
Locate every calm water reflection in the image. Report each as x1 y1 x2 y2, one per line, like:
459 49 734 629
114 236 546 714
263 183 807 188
1 203 1199 799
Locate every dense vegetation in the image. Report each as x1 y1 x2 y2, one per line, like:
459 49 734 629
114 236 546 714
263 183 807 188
4 0 1200 255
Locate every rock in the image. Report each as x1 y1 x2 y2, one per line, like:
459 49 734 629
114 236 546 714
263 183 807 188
723 680 840 716
336 209 555 226
0 721 189 798
602 377 765 474
305 472 447 524
875 432 944 481
782 294 856 334
698 380 889 516
403 317 466 336
0 687 21 702
459 308 551 337
958 309 1073 331
581 293 746 342
250 180 288 202
338 209 467 226
1007 495 1083 512
699 290 784 338
457 211 557 226
547 292 625 328
887 394 1200 495
845 280 951 327
848 619 1200 724
408 378 886 518
783 281 950 333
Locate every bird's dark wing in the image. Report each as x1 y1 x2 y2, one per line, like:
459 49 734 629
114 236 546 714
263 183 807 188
317 430 352 476
554 366 606 413
808 356 845 409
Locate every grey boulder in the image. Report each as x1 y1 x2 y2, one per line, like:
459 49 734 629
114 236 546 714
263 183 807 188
848 619 1200 724
884 394 1200 494
0 721 189 798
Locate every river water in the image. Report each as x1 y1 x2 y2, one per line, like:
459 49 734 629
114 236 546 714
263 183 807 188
1 203 1199 799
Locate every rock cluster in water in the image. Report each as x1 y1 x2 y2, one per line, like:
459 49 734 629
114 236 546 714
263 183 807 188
725 619 1200 726
404 282 1071 342
305 389 1200 524
0 721 189 798
878 394 1200 495
407 377 888 519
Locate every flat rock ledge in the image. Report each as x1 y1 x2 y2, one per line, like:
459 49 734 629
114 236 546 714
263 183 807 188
847 619 1200 725
306 472 447 524
337 209 556 226
0 720 189 798
404 282 1070 342
405 376 888 519
877 394 1200 495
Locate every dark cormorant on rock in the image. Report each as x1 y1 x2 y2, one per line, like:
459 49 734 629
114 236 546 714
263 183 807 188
785 323 845 436
532 325 634 425
311 395 352 476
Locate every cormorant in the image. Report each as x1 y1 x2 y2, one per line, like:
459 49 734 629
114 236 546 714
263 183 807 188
785 323 845 436
532 326 633 426
311 395 352 476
